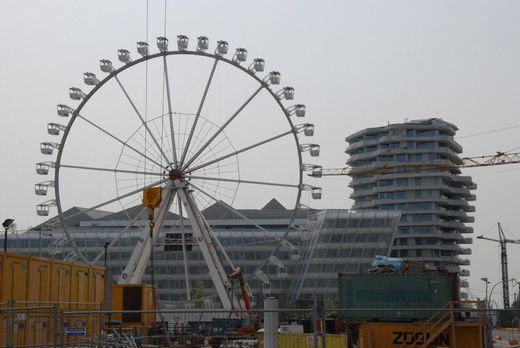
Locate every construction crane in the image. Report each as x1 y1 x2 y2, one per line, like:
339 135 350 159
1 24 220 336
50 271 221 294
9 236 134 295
476 223 520 309
308 151 520 177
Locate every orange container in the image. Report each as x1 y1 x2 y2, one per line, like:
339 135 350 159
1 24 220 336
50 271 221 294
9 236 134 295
27 257 52 303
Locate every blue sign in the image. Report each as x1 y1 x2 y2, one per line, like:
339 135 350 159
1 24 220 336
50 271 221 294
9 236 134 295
66 327 86 336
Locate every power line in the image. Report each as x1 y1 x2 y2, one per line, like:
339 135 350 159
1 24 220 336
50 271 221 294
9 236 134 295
456 125 520 139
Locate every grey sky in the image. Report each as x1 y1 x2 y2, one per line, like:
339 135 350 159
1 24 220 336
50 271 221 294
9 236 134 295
1 1 520 305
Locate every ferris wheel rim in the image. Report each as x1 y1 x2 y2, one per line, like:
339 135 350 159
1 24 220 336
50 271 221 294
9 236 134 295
49 43 307 284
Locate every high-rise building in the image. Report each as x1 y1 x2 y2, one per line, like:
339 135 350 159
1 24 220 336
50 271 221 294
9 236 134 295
345 118 476 275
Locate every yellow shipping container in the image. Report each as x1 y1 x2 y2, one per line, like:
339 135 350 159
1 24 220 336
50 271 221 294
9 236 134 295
27 257 52 303
1 253 29 304
258 333 349 348
0 251 106 347
358 321 483 348
111 284 156 328
51 260 72 309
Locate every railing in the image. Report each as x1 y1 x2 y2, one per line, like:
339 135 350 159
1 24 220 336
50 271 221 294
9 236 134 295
0 301 501 348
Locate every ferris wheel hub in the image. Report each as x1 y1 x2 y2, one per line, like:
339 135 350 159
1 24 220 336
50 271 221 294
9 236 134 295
169 168 182 180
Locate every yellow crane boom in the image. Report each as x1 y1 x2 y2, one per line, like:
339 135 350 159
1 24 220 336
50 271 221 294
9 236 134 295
309 151 520 177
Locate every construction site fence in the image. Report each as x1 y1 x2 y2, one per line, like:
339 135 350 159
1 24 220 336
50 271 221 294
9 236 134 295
0 302 513 348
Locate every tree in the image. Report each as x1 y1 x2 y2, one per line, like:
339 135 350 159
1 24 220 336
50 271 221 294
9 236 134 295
192 280 206 308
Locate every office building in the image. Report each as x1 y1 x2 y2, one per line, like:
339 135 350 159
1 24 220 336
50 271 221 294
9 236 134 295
3 201 399 304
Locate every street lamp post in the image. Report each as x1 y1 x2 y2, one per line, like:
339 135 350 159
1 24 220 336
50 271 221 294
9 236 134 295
481 277 490 308
2 219 14 252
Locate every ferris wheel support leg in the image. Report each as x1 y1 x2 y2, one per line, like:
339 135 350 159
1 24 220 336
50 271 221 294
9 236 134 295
175 180 241 311
118 183 176 284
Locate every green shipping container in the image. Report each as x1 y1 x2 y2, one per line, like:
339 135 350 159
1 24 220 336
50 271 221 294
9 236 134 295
338 273 459 321
498 310 520 328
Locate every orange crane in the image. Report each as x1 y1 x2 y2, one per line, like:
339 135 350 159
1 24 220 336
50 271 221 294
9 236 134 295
308 151 520 177
230 266 258 334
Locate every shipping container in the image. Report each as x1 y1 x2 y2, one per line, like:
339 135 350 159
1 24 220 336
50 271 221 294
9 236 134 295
497 310 520 328
257 333 349 348
338 273 459 321
27 257 52 303
50 260 72 308
0 252 106 347
111 284 156 327
358 321 483 348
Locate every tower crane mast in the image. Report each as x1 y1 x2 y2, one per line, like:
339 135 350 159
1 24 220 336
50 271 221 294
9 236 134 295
477 223 520 309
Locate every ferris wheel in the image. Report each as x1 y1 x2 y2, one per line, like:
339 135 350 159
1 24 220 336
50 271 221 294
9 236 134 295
35 35 322 307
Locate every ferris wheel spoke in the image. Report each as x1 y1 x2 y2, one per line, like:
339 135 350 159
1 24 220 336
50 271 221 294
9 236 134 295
187 175 299 189
189 181 295 246
181 85 264 171
60 177 168 223
91 206 148 264
77 115 166 169
186 129 293 174
114 75 173 166
179 59 219 167
176 197 192 299
163 56 179 167
59 163 164 176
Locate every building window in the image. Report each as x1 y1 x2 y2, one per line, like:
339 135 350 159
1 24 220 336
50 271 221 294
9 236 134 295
347 219 360 228
407 129 415 137
418 129 436 137
379 179 394 186
378 155 394 161
391 142 401 148
373 219 385 227
415 190 422 198
380 204 395 210
368 233 381 242
355 234 369 242
396 154 407 162
379 143 390 149
396 178 408 186
342 234 355 243
366 146 377 152
327 249 338 258
360 219 372 227
396 191 407 199
415 178 422 185
415 154 422 161
398 226 410 234
417 142 436 149
335 218 347 228
429 153 438 160
379 192 394 199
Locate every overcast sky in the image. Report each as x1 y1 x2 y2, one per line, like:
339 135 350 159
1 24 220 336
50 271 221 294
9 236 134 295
1 0 520 305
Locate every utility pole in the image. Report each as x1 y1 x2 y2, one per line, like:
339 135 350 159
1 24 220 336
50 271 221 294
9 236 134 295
477 222 520 309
